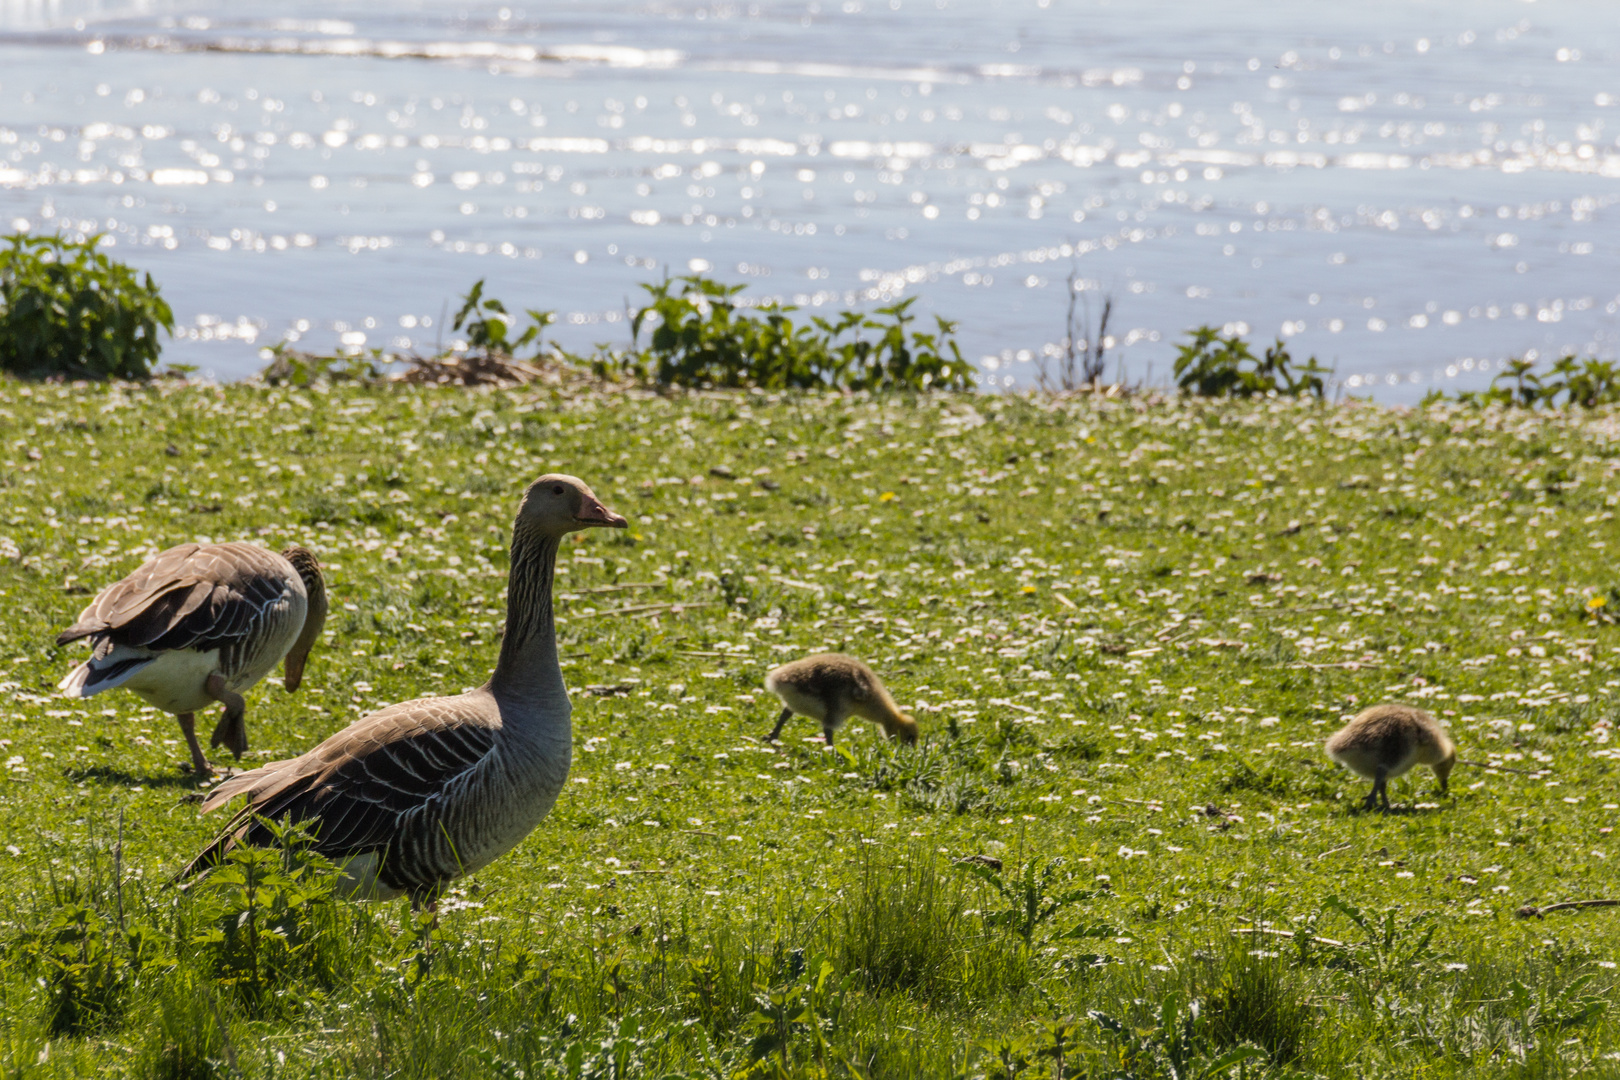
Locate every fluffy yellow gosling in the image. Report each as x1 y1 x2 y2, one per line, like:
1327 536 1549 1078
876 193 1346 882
763 653 918 747
1325 703 1455 812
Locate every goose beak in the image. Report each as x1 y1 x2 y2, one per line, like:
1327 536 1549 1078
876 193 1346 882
574 497 628 529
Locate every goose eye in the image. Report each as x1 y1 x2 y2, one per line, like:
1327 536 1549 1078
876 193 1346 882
552 485 565 495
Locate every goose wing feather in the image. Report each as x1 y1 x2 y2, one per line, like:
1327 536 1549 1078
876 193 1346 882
189 695 498 869
57 543 297 651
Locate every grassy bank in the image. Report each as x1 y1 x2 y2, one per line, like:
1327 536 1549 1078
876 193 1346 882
2 379 1619 1078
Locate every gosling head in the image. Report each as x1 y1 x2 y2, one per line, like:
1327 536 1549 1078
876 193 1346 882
280 545 327 692
891 710 920 745
518 474 627 537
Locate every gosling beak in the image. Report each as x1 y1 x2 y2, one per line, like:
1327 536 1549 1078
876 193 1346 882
574 497 628 529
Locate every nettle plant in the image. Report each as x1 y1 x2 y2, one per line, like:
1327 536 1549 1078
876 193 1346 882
608 273 976 392
452 278 556 358
0 232 174 380
1172 325 1329 399
1439 354 1620 410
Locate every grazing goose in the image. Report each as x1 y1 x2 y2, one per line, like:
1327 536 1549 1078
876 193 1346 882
763 653 918 747
57 542 328 777
180 474 626 903
1325 703 1455 811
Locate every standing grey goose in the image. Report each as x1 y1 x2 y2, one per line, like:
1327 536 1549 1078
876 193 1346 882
763 653 918 746
180 474 626 902
57 542 328 777
1325 703 1456 811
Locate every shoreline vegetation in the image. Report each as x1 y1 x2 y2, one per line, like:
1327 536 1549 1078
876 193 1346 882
6 231 1618 409
1 376 1620 1077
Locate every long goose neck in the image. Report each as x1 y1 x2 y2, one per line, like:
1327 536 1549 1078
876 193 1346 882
489 525 566 710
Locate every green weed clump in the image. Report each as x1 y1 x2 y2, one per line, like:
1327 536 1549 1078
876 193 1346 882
1437 354 1620 410
1173 325 1329 399
0 232 174 380
608 274 975 392
259 275 977 393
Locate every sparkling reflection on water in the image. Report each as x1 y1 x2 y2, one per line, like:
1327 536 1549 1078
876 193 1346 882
0 0 1615 398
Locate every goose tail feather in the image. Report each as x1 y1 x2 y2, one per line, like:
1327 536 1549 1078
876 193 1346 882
182 764 314 881
57 655 154 698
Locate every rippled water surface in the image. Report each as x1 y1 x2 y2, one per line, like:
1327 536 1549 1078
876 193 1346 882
1 0 1616 396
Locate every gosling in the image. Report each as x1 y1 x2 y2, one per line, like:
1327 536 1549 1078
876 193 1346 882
1325 703 1455 812
763 653 918 747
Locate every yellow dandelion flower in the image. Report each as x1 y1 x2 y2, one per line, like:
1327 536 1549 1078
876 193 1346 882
1021 585 1038 594
1589 595 1606 611
879 491 897 502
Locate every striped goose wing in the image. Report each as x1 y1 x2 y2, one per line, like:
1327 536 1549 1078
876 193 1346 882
57 542 294 652
189 696 499 869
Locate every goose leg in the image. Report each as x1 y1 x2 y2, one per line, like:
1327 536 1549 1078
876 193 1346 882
205 673 249 759
409 895 440 968
766 707 794 743
822 708 846 748
175 713 212 777
1375 768 1391 812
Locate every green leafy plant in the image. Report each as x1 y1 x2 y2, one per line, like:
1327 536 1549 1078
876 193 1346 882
1511 972 1609 1034
190 817 344 1014
0 232 173 379
1088 995 1267 1080
452 278 555 357
1322 894 1436 981
609 273 975 391
1173 326 1328 399
1443 354 1620 410
957 856 1095 949
257 340 382 387
17 903 161 1035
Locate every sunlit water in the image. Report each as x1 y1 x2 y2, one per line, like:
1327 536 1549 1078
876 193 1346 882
0 0 1616 398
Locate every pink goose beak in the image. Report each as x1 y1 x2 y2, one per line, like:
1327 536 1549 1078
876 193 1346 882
574 496 628 529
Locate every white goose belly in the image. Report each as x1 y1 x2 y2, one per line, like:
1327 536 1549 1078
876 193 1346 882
124 648 225 714
124 593 304 714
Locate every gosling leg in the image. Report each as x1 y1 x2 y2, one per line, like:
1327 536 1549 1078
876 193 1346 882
822 707 847 748
766 707 794 743
175 712 212 777
205 673 249 758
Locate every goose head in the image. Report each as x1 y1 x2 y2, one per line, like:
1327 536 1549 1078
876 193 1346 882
280 545 328 692
518 474 627 537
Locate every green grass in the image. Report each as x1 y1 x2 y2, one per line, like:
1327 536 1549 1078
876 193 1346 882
2 379 1620 1077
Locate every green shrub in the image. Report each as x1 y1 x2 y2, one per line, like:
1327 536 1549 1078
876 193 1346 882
1437 354 1620 410
605 273 976 391
258 340 382 387
452 278 554 357
259 272 975 393
0 232 173 379
1173 326 1328 399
